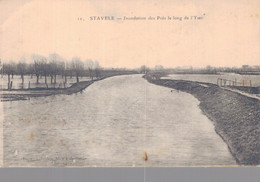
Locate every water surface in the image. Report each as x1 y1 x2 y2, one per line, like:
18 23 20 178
3 74 235 166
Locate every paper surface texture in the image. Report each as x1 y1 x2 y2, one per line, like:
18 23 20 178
0 0 259 167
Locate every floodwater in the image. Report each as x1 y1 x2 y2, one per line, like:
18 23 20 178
0 75 91 89
3 74 236 167
164 73 260 87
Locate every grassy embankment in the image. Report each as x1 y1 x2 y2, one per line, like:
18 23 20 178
144 75 260 165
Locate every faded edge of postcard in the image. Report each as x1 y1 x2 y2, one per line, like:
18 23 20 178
0 99 3 166
0 0 259 167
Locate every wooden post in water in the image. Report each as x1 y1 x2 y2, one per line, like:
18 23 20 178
250 80 252 87
243 80 244 86
7 75 10 89
9 81 12 90
28 81 30 89
235 79 237 86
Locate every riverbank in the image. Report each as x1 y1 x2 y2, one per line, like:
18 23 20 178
144 75 260 165
1 73 141 102
0 80 95 102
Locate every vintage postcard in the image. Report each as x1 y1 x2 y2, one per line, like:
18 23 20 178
0 0 259 167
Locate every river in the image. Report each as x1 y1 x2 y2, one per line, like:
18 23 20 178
3 74 236 167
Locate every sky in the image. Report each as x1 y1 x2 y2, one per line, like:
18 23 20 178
0 0 259 68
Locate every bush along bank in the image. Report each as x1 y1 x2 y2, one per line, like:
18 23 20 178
144 75 260 165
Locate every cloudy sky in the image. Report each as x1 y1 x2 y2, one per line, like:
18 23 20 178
0 0 259 68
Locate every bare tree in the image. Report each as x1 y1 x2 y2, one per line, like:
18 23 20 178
64 61 72 83
48 53 66 85
49 54 60 84
10 61 16 78
32 54 47 84
42 60 49 85
17 57 27 85
93 60 101 79
3 63 11 89
140 65 150 74
71 57 84 83
3 61 16 89
66 61 73 79
28 63 34 78
85 59 94 80
59 61 65 78
0 59 2 78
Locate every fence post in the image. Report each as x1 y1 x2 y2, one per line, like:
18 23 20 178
10 81 12 90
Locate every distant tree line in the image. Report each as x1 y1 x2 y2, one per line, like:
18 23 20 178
138 64 260 80
141 65 260 76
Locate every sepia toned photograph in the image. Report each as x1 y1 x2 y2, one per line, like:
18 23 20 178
0 0 259 167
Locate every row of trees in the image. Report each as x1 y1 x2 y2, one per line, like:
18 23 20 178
1 54 102 88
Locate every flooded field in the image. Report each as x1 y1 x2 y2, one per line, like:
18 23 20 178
164 73 260 87
0 75 91 90
3 74 235 167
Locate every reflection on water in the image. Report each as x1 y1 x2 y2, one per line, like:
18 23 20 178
3 75 235 167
